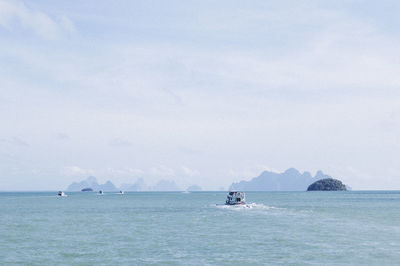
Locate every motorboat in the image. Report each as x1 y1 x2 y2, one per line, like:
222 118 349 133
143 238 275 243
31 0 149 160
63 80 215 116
58 191 66 197
119 190 124 194
98 190 104 195
225 191 246 205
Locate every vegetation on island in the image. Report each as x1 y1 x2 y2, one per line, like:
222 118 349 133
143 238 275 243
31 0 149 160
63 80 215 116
307 178 347 191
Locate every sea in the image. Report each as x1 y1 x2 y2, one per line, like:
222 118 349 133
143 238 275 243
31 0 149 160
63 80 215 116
0 191 399 265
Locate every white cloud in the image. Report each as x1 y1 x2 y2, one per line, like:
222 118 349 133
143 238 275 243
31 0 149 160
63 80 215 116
63 166 94 176
0 137 29 147
0 0 76 39
2 1 400 190
109 138 133 148
181 166 200 177
56 133 70 141
59 15 76 34
150 165 175 178
227 165 281 182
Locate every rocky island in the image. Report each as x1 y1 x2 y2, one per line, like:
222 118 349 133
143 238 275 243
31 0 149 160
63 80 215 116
307 178 347 191
229 168 331 191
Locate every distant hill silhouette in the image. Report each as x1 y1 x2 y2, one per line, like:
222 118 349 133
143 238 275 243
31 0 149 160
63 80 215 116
120 178 182 191
186 185 202 191
151 180 181 191
120 178 148 191
69 177 187 192
229 168 334 191
67 176 118 192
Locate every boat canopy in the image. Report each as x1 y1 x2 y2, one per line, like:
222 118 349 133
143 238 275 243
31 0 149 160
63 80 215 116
226 191 246 205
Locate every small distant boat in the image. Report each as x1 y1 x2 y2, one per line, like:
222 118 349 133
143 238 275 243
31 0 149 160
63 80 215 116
58 191 66 197
98 190 104 195
119 190 124 194
225 191 246 205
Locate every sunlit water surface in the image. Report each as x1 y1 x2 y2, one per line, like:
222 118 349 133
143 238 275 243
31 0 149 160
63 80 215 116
0 191 399 265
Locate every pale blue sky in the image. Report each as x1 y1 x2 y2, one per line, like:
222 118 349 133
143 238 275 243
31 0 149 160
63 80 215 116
1 0 400 190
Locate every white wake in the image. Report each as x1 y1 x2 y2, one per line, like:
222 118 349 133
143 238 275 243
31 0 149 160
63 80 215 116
215 202 273 210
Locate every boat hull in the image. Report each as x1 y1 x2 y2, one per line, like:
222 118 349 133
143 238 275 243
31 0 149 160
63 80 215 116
225 202 246 206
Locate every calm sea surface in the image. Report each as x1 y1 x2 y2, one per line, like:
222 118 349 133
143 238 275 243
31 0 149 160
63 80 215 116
0 191 399 265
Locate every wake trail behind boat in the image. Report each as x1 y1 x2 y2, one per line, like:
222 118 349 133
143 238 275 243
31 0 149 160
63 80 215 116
215 202 274 210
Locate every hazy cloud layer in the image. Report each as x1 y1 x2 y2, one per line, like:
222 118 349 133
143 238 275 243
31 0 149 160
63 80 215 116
1 0 400 189
0 0 75 39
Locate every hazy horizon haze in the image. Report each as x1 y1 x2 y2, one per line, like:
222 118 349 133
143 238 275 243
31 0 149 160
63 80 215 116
1 0 400 190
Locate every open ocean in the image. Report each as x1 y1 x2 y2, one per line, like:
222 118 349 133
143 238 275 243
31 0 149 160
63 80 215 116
0 191 399 265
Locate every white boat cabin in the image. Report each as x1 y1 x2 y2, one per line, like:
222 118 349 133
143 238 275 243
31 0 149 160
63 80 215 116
226 191 246 205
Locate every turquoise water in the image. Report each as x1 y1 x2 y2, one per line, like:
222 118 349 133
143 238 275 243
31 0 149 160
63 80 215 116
0 191 399 265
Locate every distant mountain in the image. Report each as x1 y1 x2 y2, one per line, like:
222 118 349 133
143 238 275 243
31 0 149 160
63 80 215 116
120 178 148 191
186 185 202 191
120 178 183 191
151 180 181 191
229 168 333 191
102 181 118 191
68 177 195 192
67 176 118 192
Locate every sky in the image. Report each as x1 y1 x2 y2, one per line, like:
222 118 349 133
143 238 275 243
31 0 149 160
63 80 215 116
1 0 400 190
